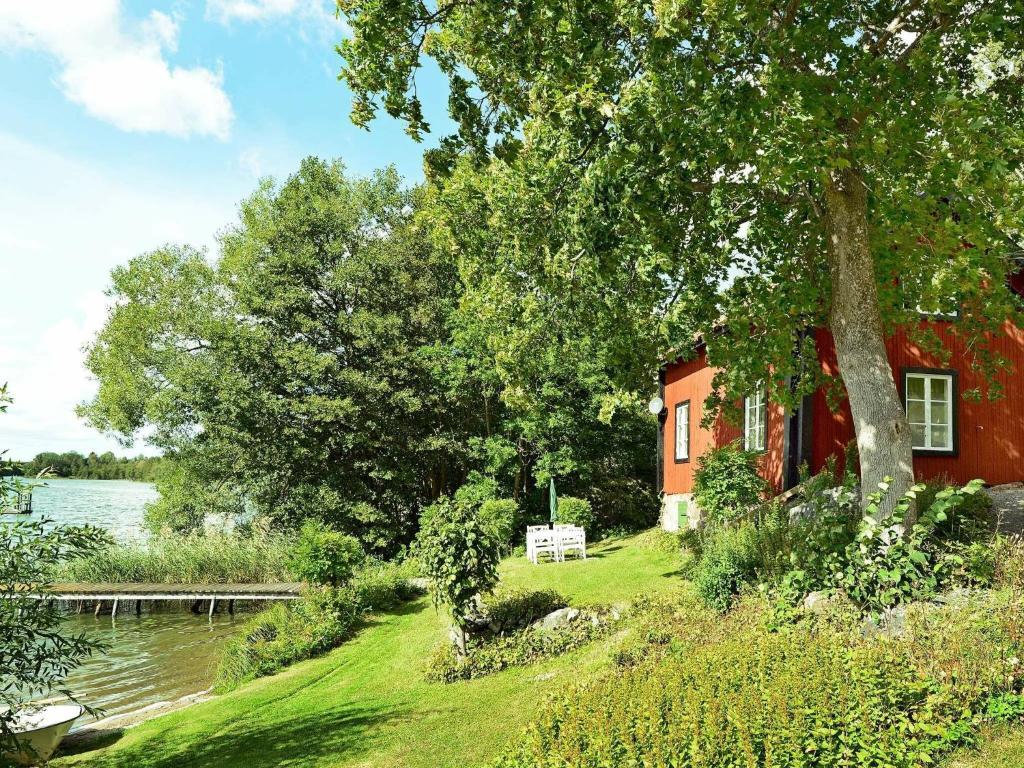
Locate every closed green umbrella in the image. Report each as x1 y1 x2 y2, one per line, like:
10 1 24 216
549 477 558 524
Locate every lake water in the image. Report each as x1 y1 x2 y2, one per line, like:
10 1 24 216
27 477 158 541
8 478 248 727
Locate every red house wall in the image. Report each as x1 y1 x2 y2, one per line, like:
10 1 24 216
663 317 1024 494
662 350 786 495
812 321 1024 486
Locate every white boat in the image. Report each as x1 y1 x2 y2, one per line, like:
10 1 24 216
2 704 82 765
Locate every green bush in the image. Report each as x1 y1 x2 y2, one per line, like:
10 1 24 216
428 607 620 682
690 524 762 611
215 559 420 691
478 499 519 551
917 478 993 542
475 588 566 635
555 496 594 530
692 441 768 524
290 519 364 586
495 596 997 768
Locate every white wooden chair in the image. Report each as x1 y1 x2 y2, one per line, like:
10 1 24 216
529 530 560 564
558 529 587 561
526 525 549 563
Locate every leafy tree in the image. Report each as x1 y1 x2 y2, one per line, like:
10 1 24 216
0 386 108 758
79 159 487 554
415 496 501 656
339 0 1024 523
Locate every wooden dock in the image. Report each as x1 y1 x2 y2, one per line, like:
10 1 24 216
32 582 304 618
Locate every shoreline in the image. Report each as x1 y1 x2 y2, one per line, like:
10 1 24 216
62 688 215 752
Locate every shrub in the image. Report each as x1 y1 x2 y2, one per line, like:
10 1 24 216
415 495 501 655
555 496 595 530
478 499 519 551
690 524 762 611
215 559 420 690
427 607 620 682
692 441 768 524
917 478 993 542
473 588 567 635
290 520 364 586
494 597 993 768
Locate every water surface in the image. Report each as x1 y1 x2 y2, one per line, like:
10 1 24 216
62 610 241 728
26 478 157 541
6 478 248 725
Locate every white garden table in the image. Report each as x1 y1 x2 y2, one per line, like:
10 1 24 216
526 526 587 564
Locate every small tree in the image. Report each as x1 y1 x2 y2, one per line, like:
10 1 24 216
415 496 501 657
693 442 770 525
290 520 365 587
0 385 109 758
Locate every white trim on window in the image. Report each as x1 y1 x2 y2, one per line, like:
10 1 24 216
674 401 690 462
743 384 767 452
905 372 954 452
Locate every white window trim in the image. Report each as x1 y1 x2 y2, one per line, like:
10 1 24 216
905 371 955 452
743 385 767 452
674 401 690 462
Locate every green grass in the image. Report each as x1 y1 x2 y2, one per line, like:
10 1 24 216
944 725 1024 768
53 532 296 584
54 531 681 768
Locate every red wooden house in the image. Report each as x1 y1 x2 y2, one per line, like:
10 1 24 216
657 273 1024 530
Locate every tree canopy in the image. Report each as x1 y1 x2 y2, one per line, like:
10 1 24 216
81 158 657 552
339 0 1024 516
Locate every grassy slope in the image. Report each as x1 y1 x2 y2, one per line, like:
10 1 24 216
55 532 681 768
945 725 1024 768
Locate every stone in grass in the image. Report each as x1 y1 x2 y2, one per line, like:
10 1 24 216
538 607 580 631
803 591 837 615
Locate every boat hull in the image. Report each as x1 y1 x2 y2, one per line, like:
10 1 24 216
3 704 82 765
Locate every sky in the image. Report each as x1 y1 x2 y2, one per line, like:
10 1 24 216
0 0 452 460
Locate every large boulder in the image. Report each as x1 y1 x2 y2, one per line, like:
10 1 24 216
538 607 580 631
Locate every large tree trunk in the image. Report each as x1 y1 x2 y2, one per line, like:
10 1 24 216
823 167 916 526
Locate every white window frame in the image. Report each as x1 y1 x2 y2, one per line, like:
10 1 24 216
743 384 767 452
904 370 955 453
674 401 690 462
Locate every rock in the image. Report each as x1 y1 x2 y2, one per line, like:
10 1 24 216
538 607 580 631
533 672 556 682
802 591 830 614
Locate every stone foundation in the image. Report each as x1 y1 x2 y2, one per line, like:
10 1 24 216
660 493 703 531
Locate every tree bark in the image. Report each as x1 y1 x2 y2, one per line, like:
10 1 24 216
823 167 916 526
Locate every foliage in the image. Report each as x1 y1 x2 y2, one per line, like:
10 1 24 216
0 385 111 757
917 477 994 542
472 588 567 636
415 496 502 650
553 496 594 530
494 595 1017 768
79 160 481 556
690 524 762 612
14 451 164 482
290 520 365 587
53 530 296 584
214 560 420 691
428 607 620 683
692 442 769 524
339 0 1024 515
478 499 520 552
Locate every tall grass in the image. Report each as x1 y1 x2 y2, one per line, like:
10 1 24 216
52 531 297 583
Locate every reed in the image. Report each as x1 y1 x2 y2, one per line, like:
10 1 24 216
52 531 297 584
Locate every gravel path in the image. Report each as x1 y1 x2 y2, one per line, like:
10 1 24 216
985 483 1024 536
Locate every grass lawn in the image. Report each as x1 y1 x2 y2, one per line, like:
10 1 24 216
54 531 681 768
944 725 1024 768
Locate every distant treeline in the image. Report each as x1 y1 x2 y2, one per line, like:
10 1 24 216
13 451 164 482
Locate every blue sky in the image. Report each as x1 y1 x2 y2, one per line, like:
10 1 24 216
0 0 452 460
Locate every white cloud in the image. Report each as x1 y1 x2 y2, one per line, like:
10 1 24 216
206 0 344 38
0 132 241 457
0 2 233 139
